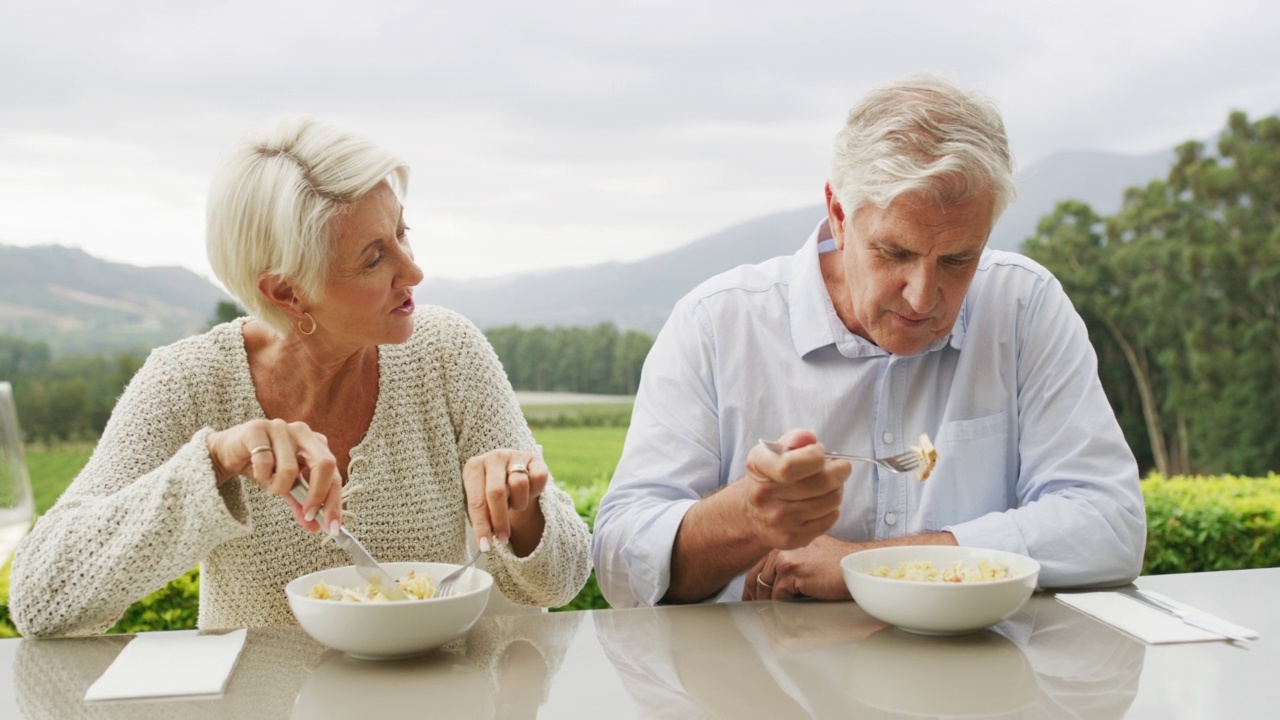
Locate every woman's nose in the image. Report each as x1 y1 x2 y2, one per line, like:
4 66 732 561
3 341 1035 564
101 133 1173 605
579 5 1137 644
395 244 424 287
399 258 424 287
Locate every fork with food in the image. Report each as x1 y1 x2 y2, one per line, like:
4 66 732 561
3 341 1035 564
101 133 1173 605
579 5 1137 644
759 433 937 481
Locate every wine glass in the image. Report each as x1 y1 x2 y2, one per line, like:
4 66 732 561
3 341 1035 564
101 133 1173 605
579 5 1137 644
0 381 35 564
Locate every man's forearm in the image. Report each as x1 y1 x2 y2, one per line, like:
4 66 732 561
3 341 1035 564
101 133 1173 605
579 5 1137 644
860 531 957 550
663 483 772 603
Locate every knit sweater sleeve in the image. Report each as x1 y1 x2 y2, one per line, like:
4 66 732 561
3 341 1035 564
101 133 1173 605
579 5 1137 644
8 341 253 637
438 311 592 608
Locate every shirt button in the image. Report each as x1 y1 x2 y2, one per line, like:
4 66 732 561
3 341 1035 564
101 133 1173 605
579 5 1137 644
883 432 894 443
885 512 897 525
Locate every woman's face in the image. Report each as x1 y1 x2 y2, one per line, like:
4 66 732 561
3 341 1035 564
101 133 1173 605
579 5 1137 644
311 181 423 347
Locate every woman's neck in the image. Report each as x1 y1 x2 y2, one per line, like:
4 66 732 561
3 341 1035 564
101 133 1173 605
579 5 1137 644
242 320 381 469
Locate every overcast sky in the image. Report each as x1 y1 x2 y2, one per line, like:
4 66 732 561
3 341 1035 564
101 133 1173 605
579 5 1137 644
2 1 1278 285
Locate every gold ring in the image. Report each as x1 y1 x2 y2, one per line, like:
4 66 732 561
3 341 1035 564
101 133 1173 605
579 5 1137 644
508 463 528 475
249 445 274 456
757 574 773 590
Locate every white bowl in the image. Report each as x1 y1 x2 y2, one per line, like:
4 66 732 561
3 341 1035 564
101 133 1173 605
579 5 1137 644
285 561 493 660
840 546 1040 635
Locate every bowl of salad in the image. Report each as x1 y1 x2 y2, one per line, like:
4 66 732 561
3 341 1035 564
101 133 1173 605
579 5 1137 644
840 546 1040 635
285 561 493 660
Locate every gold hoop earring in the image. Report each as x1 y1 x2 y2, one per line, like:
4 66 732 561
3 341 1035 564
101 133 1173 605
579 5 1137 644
298 312 317 335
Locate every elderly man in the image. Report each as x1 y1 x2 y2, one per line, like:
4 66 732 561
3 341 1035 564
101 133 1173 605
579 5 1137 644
591 75 1146 607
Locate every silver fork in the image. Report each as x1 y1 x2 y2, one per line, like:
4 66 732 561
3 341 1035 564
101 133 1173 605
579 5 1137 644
289 482 407 600
436 547 484 597
758 439 921 474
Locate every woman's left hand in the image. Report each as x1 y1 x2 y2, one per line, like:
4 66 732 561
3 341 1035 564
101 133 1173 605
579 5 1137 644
462 449 549 555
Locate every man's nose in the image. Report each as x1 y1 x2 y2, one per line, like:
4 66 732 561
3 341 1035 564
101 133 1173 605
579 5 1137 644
903 262 939 313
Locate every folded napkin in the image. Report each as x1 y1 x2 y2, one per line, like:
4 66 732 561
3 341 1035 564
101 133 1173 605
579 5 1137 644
84 629 247 702
1055 591 1257 644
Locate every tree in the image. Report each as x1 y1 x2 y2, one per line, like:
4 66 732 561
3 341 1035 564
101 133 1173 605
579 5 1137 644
208 300 248 328
0 337 52 380
484 323 653 395
1026 111 1280 475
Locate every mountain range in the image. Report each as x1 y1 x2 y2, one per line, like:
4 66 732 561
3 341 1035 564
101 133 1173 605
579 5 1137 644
0 244 228 355
0 145 1179 354
415 146 1178 333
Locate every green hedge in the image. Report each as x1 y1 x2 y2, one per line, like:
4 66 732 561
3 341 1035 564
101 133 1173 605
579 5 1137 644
552 478 610 612
4 473 1279 635
107 569 201 634
1142 473 1280 574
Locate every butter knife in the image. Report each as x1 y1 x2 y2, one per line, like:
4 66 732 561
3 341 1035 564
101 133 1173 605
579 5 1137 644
1118 588 1256 642
288 483 407 601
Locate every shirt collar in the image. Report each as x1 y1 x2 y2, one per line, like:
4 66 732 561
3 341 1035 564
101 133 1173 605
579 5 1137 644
788 218 968 359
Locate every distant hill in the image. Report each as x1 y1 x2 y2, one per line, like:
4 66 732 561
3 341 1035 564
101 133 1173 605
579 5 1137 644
418 205 823 333
420 146 1179 333
988 148 1176 253
0 145 1180 350
0 245 230 355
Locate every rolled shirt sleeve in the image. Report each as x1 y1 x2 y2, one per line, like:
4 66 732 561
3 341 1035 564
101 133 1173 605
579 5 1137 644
593 295 726 608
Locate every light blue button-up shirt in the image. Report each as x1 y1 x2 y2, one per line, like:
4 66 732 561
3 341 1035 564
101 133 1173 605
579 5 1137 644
592 220 1146 608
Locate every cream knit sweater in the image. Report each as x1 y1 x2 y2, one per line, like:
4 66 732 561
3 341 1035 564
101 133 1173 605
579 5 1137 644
10 306 592 636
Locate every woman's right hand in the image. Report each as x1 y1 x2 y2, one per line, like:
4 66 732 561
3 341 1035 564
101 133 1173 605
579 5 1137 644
206 419 343 534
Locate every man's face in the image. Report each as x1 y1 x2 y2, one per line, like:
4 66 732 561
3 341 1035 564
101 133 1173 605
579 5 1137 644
825 187 995 356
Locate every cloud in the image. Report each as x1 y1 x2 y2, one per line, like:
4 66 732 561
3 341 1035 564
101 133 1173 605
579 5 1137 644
2 1 1278 280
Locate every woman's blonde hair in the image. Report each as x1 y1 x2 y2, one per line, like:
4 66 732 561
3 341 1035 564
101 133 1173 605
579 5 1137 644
206 117 409 334
829 74 1016 223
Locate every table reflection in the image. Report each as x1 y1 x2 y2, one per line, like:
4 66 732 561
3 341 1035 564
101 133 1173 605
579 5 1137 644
466 611 586 720
595 596 1145 719
846 628 1039 716
14 628 321 720
995 599 1147 719
294 649 494 719
12 610 585 720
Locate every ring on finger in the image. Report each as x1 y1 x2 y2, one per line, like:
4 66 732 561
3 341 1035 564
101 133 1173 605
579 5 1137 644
508 463 528 476
757 573 774 590
249 445 274 456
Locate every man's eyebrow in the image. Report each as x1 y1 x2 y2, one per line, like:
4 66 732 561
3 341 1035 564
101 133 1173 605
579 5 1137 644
869 236 911 253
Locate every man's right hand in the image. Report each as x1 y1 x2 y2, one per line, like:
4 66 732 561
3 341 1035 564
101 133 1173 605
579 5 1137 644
663 428 850 603
742 429 850 550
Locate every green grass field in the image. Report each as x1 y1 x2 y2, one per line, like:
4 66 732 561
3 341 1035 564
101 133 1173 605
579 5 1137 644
17 429 626 513
26 443 94 515
535 426 628 488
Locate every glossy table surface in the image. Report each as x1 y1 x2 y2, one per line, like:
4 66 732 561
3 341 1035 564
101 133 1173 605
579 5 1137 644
1 567 1275 719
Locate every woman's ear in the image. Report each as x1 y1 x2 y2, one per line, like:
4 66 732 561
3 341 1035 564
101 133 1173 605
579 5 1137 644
258 273 307 320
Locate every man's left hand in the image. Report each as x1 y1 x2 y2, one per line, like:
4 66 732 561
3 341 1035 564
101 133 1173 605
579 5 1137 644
742 535 855 601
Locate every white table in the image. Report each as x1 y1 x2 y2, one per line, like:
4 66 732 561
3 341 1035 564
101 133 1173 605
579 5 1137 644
1 568 1274 718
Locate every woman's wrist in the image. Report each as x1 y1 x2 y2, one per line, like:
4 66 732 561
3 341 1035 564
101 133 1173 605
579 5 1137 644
507 497 547 558
205 431 234 487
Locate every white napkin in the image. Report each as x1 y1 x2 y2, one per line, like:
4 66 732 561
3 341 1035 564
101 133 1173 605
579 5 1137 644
84 629 247 701
1055 592 1253 644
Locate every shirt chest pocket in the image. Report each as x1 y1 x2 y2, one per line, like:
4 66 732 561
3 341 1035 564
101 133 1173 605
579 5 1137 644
920 412 1014 530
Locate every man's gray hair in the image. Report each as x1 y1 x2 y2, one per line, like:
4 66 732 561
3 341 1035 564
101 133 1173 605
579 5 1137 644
206 117 409 335
828 75 1015 222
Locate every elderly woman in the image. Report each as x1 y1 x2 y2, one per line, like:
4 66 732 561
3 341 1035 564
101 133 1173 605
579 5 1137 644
9 117 592 636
